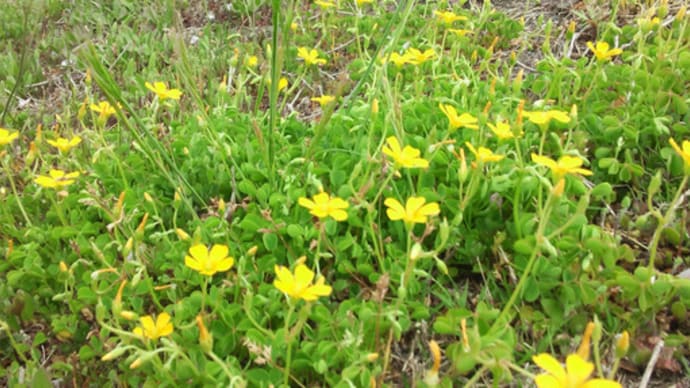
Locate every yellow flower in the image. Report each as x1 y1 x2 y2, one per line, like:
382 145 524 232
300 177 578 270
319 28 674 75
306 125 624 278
465 142 505 164
90 101 117 120
34 169 80 189
448 28 473 37
382 136 429 169
133 312 174 340
669 137 690 170
532 353 621 388
297 47 327 66
311 95 336 107
184 244 234 276
356 0 373 6
522 110 571 126
246 55 258 68
404 48 435 65
0 127 19 146
434 10 467 25
145 81 182 100
382 52 411 67
314 0 336 9
267 77 288 92
273 263 332 301
47 136 82 153
531 153 593 180
586 41 623 61
488 121 520 140
298 192 349 221
384 196 440 225
439 104 479 131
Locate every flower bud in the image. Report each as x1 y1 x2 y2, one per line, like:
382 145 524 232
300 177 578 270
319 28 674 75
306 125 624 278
371 98 379 114
196 315 214 354
101 346 128 361
592 316 602 345
112 279 127 316
577 322 595 360
135 213 149 239
59 261 69 273
410 243 423 261
247 245 258 256
365 353 379 362
120 310 137 320
615 331 630 358
175 228 190 241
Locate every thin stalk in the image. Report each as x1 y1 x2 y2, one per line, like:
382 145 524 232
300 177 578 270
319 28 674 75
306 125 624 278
268 0 282 189
489 187 556 334
648 175 688 270
2 157 31 226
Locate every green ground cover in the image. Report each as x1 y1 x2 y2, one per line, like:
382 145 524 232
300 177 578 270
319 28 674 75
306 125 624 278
1 0 690 386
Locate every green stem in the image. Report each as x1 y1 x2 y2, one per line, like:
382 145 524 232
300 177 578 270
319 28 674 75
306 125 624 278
207 350 239 384
593 341 603 378
489 188 555 334
648 175 688 270
201 276 209 314
1 157 31 226
315 222 325 274
0 320 30 364
283 303 295 386
462 364 489 388
49 192 68 227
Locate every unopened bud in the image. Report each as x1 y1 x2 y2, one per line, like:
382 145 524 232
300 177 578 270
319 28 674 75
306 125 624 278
577 322 595 360
615 331 630 358
101 346 128 361
410 243 423 261
196 315 214 353
26 142 38 165
366 353 379 362
135 213 149 238
592 316 602 345
458 148 468 183
143 192 153 203
59 261 69 273
113 279 127 316
247 245 258 256
120 310 137 320
129 351 156 369
175 228 190 241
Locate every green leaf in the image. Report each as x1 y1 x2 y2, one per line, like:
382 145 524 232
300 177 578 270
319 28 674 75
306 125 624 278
30 368 52 388
262 233 278 251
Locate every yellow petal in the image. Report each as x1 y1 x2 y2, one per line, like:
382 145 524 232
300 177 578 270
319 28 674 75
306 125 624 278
532 353 566 380
384 198 405 221
534 373 561 388
188 244 208 262
298 197 315 210
582 379 622 388
294 264 315 286
565 354 594 384
209 244 229 262
215 257 235 272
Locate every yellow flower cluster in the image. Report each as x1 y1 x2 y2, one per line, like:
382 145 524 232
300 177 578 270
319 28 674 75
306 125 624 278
382 47 435 67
